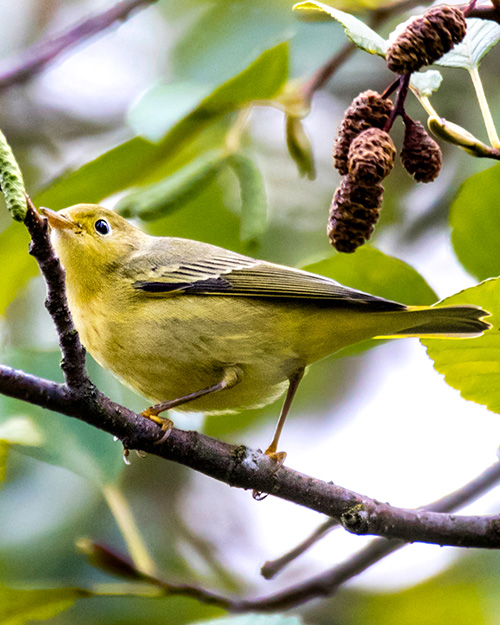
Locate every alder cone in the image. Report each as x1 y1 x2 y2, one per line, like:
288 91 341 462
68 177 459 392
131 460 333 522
348 128 396 186
333 90 393 175
327 175 384 253
386 5 467 74
401 120 442 183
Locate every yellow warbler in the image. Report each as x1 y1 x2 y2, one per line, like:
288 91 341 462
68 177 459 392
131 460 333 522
41 205 490 459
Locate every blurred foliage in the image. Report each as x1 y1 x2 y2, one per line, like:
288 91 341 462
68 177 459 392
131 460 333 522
0 585 90 624
1 0 500 624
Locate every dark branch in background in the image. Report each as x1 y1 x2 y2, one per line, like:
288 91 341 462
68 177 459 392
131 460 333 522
0 0 160 92
79 459 500 612
301 41 356 104
261 518 340 580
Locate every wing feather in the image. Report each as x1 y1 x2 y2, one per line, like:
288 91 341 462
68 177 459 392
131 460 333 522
129 241 405 311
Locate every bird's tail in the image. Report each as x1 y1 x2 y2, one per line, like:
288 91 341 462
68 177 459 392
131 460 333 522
376 305 491 339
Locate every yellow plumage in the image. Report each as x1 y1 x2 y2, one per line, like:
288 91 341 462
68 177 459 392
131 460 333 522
41 204 490 456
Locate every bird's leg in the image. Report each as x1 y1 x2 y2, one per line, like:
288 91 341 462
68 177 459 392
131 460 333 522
264 368 305 465
142 366 243 443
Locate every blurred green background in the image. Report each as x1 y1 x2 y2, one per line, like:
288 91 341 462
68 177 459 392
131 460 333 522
2 0 500 623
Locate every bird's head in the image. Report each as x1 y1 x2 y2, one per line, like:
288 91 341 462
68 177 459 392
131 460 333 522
41 204 146 298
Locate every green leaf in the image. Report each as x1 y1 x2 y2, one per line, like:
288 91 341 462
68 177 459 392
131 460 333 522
129 41 289 142
0 585 89 625
410 70 443 98
350 577 486 625
227 153 267 243
34 136 165 210
35 43 288 211
450 163 500 281
0 223 38 317
127 82 212 142
423 278 500 414
194 615 304 625
435 19 500 70
116 150 228 221
304 246 437 306
293 1 387 57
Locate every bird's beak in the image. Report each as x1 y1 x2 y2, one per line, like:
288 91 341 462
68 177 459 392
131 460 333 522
40 207 78 231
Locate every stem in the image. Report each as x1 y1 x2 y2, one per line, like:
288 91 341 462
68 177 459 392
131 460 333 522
469 66 500 148
384 74 410 133
301 41 356 104
411 89 439 118
102 484 158 578
261 518 339 579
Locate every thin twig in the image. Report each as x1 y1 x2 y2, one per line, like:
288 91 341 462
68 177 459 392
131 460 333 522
466 4 500 23
261 518 340 580
301 41 356 104
0 0 160 92
24 197 89 390
80 460 500 612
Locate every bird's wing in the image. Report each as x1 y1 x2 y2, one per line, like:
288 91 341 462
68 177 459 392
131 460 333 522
129 243 405 311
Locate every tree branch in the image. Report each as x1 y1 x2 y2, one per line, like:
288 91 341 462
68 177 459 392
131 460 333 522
3 351 500 552
0 0 160 92
79 459 500 613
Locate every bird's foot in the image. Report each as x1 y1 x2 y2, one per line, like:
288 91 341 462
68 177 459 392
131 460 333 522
141 407 173 445
252 447 287 500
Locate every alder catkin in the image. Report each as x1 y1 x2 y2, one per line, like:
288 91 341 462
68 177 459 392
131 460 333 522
327 175 384 253
333 90 393 175
386 5 467 74
401 120 442 183
347 128 396 186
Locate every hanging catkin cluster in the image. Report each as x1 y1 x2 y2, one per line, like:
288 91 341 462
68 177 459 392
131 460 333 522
329 127 396 253
386 5 467 74
329 91 395 253
401 120 442 183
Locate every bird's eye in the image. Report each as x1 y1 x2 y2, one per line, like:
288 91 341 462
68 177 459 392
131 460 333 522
94 219 111 236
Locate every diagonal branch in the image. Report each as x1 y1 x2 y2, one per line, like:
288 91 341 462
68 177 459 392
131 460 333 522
78 458 500 612
0 0 160 92
2 347 500 552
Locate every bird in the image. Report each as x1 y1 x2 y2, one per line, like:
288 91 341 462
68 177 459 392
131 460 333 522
40 204 490 461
